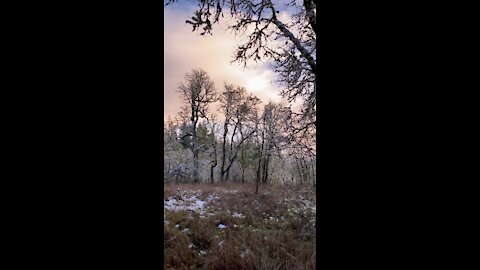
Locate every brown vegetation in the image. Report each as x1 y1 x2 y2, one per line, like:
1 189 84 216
164 183 316 270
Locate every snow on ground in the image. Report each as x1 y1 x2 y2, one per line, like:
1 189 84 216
232 212 246 218
240 249 251 259
164 186 316 270
164 191 220 216
164 187 316 230
213 187 238 194
207 194 220 201
164 196 206 214
292 196 316 228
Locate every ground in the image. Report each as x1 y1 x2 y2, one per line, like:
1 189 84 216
164 183 316 270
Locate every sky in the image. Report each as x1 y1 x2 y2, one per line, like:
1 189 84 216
163 1 284 121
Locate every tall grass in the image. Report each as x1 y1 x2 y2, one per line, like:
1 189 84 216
164 183 316 270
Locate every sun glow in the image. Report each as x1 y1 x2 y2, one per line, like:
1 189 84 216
243 73 283 103
246 76 268 92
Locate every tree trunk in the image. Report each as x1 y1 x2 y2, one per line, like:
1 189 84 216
303 161 309 186
259 113 266 184
311 163 316 188
300 158 308 186
241 167 245 185
220 121 228 182
255 141 263 194
295 158 303 186
222 129 254 183
191 114 200 183
225 169 230 182
210 148 217 184
271 11 316 71
263 151 271 184
255 162 260 194
240 130 245 185
210 166 215 184
210 129 217 184
193 151 199 183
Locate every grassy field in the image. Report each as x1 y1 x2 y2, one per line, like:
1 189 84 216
164 183 316 270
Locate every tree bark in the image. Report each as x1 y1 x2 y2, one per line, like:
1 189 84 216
263 153 270 184
255 160 261 194
220 120 228 182
191 109 200 183
271 12 316 71
259 113 266 184
210 131 217 184
240 142 245 185
223 129 255 183
303 0 317 35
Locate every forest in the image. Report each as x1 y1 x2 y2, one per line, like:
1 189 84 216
164 69 316 191
164 0 316 269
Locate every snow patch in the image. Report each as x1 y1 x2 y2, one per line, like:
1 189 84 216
164 194 209 215
207 194 220 201
232 212 245 218
240 249 251 259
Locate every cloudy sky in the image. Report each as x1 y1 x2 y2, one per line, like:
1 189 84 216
163 2 284 120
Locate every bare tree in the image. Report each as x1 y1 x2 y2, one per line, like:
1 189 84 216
166 0 316 132
255 107 265 193
205 114 219 184
253 102 288 184
219 83 260 182
219 84 236 182
177 69 217 183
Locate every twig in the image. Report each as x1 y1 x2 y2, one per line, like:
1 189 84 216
164 236 177 247
279 247 295 259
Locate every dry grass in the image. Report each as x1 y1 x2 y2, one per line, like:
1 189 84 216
164 183 316 270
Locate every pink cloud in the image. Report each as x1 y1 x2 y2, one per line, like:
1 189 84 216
164 5 283 120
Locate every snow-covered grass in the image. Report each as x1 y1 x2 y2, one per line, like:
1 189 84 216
164 194 210 215
164 183 316 270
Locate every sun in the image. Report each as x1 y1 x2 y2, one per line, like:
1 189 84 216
246 76 268 92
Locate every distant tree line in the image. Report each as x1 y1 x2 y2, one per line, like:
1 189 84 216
164 69 315 192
